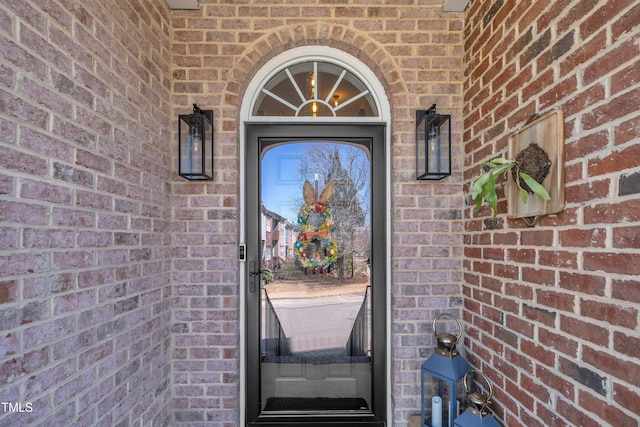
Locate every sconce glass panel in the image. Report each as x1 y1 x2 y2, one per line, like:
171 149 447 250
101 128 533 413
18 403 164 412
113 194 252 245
179 107 213 180
416 108 451 180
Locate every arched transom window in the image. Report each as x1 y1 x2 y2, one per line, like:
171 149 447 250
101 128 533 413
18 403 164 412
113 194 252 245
252 61 379 118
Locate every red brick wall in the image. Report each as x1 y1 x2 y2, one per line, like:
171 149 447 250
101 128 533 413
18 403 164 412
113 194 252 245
463 1 640 425
1 0 469 425
0 0 173 425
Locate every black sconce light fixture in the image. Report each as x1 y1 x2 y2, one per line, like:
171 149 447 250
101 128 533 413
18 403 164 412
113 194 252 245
179 104 213 180
416 104 451 180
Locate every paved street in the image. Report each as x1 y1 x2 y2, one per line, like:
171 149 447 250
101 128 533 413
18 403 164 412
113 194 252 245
269 293 365 353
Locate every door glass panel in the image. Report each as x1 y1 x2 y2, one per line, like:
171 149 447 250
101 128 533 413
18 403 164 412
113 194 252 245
259 141 372 414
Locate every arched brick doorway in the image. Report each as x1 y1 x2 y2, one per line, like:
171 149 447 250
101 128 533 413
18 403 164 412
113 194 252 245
240 46 391 427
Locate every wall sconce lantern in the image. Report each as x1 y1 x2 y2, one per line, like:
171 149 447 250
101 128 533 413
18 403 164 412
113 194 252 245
179 104 213 180
454 370 501 427
421 313 473 427
416 104 451 180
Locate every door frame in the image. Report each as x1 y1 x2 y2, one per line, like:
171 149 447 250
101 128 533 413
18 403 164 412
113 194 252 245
243 123 388 426
239 46 392 426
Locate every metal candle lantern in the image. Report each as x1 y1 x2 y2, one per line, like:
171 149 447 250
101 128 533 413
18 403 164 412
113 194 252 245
454 370 501 427
178 104 213 180
421 313 473 427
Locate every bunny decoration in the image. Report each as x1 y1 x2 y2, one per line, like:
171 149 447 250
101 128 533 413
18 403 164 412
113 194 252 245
294 179 339 271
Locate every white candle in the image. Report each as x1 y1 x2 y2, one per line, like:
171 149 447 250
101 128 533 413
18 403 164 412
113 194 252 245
432 396 442 427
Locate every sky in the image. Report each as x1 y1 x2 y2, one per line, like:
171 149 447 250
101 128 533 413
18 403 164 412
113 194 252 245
261 143 308 222
261 142 371 224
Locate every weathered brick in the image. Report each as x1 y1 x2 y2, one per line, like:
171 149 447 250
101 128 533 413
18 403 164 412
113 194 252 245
619 171 640 196
0 252 50 277
523 303 556 326
560 316 609 347
581 298 638 329
23 228 76 249
20 179 73 205
521 266 555 285
23 273 75 300
613 382 640 416
612 278 640 304
0 146 48 177
0 280 18 304
114 296 139 315
537 364 576 402
115 359 140 386
20 127 74 163
538 328 578 358
584 251 640 275
559 357 606 395
558 271 605 296
53 162 95 187
559 227 606 248
583 86 640 130
175 410 205 422
578 388 638 427
565 178 610 204
76 149 112 174
588 142 640 176
584 200 640 224
23 316 75 349
521 338 555 367
54 289 97 315
556 395 602 427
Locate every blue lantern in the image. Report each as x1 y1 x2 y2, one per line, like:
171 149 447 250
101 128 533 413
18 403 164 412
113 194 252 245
454 370 501 427
421 313 473 427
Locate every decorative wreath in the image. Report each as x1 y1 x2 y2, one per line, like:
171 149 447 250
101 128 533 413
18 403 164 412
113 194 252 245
294 202 339 269
298 202 332 232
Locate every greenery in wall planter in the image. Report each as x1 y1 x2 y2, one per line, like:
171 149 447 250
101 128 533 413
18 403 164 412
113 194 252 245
471 143 551 218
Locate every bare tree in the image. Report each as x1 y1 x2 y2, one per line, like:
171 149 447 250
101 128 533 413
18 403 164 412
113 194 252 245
297 143 370 278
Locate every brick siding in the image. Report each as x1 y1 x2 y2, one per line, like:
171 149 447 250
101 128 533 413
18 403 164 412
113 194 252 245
1 0 638 426
0 0 173 426
464 1 640 426
170 3 466 426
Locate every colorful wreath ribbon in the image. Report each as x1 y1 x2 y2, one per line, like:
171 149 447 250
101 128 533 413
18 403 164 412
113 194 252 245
294 202 339 269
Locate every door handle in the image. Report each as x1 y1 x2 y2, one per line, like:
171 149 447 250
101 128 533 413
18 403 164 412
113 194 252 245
249 261 265 293
250 269 269 276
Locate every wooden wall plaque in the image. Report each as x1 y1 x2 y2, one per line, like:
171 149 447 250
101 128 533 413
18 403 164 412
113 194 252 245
507 109 565 224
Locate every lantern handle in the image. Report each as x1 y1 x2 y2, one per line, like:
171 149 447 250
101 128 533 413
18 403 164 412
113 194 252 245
432 312 463 342
463 370 494 404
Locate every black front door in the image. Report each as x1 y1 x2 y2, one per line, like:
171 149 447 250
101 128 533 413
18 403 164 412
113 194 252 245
245 123 387 426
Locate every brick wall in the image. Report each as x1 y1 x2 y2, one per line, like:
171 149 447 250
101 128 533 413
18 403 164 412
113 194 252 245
0 1 173 426
169 2 466 425
7 1 633 426
463 1 640 426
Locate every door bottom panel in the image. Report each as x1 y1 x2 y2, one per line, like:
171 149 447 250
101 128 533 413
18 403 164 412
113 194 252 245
264 397 369 412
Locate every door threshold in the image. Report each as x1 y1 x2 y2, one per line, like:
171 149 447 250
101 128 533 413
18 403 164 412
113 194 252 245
249 413 385 427
253 398 384 426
